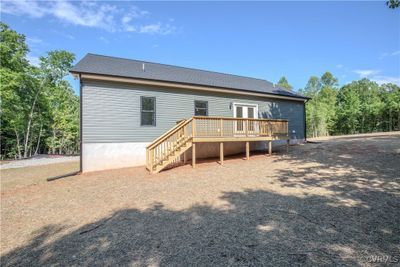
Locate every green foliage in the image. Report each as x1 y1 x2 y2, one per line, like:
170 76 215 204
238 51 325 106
0 22 29 71
277 76 293 91
0 22 79 159
387 0 400 9
300 72 400 138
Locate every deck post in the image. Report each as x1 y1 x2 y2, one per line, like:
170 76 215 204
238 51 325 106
192 143 196 168
268 141 272 156
146 148 149 170
183 151 187 164
149 149 154 174
246 141 250 160
220 142 224 165
286 139 289 153
192 118 196 138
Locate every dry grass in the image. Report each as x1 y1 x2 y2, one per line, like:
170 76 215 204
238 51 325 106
1 133 399 266
1 161 79 191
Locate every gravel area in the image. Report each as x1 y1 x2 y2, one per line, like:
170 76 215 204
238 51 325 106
1 161 79 191
0 155 79 169
1 133 399 266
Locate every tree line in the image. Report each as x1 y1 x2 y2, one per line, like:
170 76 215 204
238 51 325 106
278 73 400 138
1 22 399 159
1 22 79 159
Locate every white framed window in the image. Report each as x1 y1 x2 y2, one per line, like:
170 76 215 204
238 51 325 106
141 96 156 126
194 100 208 116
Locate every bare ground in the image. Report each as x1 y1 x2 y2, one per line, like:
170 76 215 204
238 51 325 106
1 155 79 170
1 161 79 191
1 133 399 266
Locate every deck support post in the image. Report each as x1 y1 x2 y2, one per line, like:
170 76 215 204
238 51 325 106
268 141 272 156
220 142 224 165
183 151 187 164
149 149 154 174
286 139 290 153
192 143 196 168
246 141 250 160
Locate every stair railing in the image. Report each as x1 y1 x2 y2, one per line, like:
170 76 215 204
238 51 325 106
146 116 288 173
146 118 193 172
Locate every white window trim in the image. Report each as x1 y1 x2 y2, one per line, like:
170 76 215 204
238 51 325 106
232 102 259 118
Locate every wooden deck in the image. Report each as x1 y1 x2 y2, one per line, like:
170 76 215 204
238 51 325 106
146 116 289 173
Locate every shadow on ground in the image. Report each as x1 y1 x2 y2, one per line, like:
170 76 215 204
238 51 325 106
1 135 399 266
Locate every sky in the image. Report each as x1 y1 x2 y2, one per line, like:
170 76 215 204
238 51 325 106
1 0 399 95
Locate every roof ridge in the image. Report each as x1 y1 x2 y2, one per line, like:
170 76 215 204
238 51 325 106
86 53 273 85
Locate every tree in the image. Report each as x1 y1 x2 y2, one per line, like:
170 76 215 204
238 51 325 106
1 22 79 159
321 71 338 88
336 83 361 134
277 76 293 91
299 76 323 137
387 0 400 9
0 22 29 71
0 22 33 158
379 83 400 131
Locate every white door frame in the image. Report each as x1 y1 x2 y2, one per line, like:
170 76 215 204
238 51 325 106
232 103 259 135
232 103 259 118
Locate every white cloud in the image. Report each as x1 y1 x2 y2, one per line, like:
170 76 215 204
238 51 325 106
139 23 176 35
379 50 400 60
50 1 118 31
26 37 43 44
336 64 343 68
352 69 399 85
379 52 388 60
1 0 176 35
1 0 45 18
353 69 381 78
27 55 40 66
371 76 400 86
98 36 109 44
391 50 400 56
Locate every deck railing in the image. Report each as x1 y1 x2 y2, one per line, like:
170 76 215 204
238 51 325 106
146 116 288 172
146 118 193 171
192 116 288 138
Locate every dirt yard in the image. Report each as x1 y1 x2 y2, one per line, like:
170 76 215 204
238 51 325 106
1 133 399 266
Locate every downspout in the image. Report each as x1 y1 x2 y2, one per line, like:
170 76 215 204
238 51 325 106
304 99 308 142
79 74 83 173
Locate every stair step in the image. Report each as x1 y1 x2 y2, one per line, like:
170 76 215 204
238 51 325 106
153 140 192 167
152 140 193 172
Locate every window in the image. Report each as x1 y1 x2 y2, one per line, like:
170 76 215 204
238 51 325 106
194 100 208 116
141 97 156 126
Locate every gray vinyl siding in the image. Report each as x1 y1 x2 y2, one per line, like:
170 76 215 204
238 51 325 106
82 80 305 143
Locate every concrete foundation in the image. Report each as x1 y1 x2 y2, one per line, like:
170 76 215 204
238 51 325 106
82 139 303 172
82 142 148 172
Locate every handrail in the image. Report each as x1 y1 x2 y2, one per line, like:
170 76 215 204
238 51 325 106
146 116 289 173
147 118 193 149
193 116 289 122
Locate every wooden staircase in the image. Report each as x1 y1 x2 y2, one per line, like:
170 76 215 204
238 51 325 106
146 116 289 174
146 118 193 173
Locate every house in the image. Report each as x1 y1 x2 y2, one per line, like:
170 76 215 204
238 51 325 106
70 54 308 173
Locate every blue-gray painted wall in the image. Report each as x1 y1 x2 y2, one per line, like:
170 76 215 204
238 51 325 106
82 80 305 143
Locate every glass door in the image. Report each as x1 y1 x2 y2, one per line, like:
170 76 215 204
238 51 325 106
236 106 244 132
233 104 258 135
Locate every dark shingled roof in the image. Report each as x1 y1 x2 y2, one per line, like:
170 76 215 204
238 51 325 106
71 53 307 100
